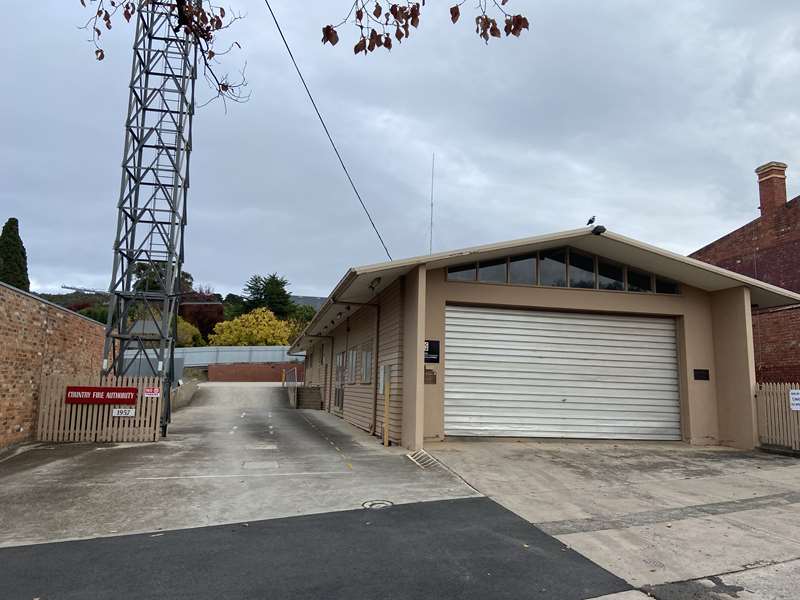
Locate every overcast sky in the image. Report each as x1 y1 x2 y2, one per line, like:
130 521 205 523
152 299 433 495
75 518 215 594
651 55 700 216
2 1 799 297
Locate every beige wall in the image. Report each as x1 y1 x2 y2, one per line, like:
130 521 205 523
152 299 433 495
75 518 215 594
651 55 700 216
402 266 427 450
313 267 759 452
305 279 405 445
420 268 756 449
711 287 758 448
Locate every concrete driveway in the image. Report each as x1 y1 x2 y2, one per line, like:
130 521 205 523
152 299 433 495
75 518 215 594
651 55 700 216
0 383 636 600
429 439 800 598
0 383 474 547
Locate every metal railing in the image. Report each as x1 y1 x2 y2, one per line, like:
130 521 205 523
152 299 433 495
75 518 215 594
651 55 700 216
124 346 304 368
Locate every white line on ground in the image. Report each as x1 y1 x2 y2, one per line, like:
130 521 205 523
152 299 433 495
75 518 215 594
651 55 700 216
135 471 351 481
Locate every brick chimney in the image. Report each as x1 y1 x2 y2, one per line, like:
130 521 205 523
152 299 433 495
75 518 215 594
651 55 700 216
755 161 788 218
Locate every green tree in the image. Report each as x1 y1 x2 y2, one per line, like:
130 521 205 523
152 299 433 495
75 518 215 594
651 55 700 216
223 293 247 320
209 307 292 346
291 303 317 322
79 303 109 324
177 316 206 347
0 218 30 292
243 273 295 319
132 262 194 294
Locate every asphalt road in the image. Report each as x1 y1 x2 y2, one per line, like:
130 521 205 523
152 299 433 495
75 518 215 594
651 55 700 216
0 497 629 600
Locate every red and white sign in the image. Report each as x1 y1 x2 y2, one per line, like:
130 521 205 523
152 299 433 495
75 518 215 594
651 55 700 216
64 386 138 405
144 387 161 399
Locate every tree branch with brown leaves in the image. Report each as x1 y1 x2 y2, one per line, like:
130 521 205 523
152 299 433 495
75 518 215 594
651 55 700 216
78 0 249 106
321 0 530 55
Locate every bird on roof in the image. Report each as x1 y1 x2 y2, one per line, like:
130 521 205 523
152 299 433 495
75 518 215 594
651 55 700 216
586 216 596 226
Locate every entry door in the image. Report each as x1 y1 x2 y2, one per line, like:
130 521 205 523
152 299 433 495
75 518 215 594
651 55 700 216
334 352 345 412
444 305 681 440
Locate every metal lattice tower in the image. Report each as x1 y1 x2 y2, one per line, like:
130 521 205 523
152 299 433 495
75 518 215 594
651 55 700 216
102 0 197 435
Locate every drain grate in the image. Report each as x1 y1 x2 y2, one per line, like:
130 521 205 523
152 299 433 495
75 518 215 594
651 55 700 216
362 500 394 510
406 449 440 469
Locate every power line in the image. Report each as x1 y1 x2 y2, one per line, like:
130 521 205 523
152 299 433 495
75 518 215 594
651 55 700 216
263 0 393 261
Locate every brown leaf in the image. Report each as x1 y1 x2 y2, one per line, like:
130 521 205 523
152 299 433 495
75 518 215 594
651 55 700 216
356 8 364 22
321 25 339 46
383 34 392 50
95 48 105 60
450 5 460 23
373 2 382 18
354 37 367 54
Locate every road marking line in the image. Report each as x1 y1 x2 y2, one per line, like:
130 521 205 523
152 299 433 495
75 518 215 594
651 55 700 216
135 471 351 481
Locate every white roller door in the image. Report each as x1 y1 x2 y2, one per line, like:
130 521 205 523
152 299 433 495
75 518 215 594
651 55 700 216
444 305 681 440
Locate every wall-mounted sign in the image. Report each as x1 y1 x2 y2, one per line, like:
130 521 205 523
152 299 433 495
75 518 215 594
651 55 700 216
144 387 161 398
424 368 437 385
111 408 136 418
790 389 800 412
693 369 710 381
65 386 138 405
424 340 440 364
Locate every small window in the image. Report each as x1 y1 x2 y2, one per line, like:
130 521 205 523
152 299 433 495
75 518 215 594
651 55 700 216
627 268 653 292
509 255 537 285
478 259 507 283
346 349 358 384
598 260 624 291
539 248 567 287
447 263 477 282
656 277 680 294
361 346 373 384
569 250 595 288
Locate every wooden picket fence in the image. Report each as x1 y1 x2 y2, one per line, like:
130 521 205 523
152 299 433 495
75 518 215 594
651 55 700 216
37 374 163 443
756 382 800 453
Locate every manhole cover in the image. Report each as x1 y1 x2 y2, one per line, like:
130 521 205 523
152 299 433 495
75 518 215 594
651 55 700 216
361 499 394 510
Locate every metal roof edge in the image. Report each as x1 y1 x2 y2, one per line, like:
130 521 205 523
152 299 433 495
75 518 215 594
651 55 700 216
601 230 800 304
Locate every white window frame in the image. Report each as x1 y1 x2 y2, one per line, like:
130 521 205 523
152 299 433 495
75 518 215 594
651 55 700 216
346 348 358 384
361 346 373 384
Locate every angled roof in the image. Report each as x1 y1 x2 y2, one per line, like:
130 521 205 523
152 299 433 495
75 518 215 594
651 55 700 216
290 227 800 352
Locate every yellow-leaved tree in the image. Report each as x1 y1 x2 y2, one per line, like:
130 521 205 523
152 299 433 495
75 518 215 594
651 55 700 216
208 307 292 346
177 316 206 348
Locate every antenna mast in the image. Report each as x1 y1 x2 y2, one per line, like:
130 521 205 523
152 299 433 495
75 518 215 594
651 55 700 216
429 152 435 255
101 0 198 436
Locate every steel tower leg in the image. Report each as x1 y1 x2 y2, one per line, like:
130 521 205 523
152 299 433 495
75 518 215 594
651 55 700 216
102 0 197 437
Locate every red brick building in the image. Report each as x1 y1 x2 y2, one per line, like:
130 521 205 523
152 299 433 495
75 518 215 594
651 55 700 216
691 162 800 382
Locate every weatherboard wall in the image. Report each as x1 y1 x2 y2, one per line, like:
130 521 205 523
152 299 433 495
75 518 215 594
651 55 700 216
308 278 404 444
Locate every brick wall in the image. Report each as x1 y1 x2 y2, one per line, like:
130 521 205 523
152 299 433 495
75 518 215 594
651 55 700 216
690 174 800 383
753 306 800 383
0 283 105 449
207 362 305 383
691 198 800 292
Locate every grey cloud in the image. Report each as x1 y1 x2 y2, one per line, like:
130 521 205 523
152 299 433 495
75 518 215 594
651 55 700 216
3 1 800 298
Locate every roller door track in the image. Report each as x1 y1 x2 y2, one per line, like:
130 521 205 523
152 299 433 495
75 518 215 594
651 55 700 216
444 305 682 440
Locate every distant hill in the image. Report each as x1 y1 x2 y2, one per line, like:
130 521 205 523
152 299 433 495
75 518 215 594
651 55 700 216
40 290 327 314
291 295 327 311
38 291 107 312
